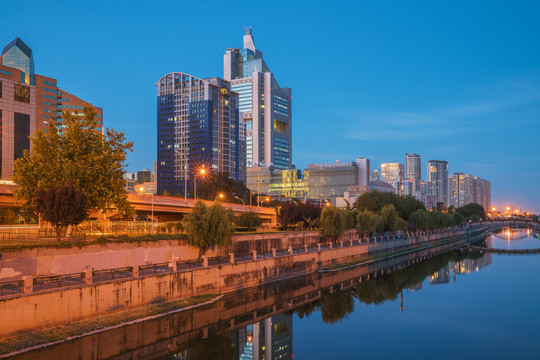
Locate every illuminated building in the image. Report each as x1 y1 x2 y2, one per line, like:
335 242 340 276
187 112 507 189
246 158 371 205
380 162 404 194
0 37 102 179
370 169 380 182
156 72 245 195
427 160 449 208
224 29 292 170
405 153 421 194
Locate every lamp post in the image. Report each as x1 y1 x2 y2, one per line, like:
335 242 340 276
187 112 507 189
234 195 246 211
139 186 154 233
194 167 207 200
174 150 188 204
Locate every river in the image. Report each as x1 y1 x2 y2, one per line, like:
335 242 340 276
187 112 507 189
5 228 540 359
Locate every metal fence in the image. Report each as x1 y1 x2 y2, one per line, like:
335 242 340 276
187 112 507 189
0 280 23 296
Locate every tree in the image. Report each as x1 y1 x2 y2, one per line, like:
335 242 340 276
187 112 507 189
456 203 486 220
235 211 263 230
183 200 234 259
353 191 424 221
197 171 251 204
381 204 407 232
320 206 347 240
408 209 431 231
13 106 133 217
356 210 384 235
35 183 88 240
276 203 321 230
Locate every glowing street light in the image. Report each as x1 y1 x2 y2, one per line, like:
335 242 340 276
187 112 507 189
194 166 208 200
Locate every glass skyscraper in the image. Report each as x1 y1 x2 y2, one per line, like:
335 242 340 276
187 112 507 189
1 37 34 85
224 29 292 170
405 153 421 194
156 72 245 195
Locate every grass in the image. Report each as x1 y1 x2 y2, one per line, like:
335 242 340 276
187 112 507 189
0 294 218 356
0 233 188 252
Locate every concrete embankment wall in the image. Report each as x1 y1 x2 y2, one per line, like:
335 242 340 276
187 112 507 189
0 231 323 280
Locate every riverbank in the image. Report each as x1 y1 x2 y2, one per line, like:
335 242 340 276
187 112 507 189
0 293 219 357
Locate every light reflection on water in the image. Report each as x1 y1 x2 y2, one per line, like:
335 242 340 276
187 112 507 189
487 227 540 250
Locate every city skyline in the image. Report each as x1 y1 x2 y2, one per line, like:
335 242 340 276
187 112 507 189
1 1 539 211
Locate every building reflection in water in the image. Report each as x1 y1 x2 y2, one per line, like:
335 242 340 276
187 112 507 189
429 252 492 285
237 313 293 360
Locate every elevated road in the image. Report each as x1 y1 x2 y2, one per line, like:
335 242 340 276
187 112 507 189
0 183 276 224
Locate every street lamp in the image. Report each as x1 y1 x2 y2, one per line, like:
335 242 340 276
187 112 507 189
234 195 246 211
139 186 154 233
216 193 225 201
194 167 207 200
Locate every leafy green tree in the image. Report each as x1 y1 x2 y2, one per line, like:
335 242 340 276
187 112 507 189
353 191 424 221
356 210 384 235
276 203 321 230
452 212 465 226
345 209 356 229
408 209 431 230
456 203 486 220
13 106 133 216
235 211 263 230
320 206 347 239
35 183 88 240
183 200 234 259
381 204 407 231
197 171 251 204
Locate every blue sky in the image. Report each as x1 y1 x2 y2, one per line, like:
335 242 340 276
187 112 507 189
2 0 539 211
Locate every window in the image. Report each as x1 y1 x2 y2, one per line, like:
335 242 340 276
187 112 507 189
14 112 30 161
44 81 57 86
14 84 30 103
0 80 2 98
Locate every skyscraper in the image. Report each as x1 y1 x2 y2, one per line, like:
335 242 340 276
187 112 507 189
380 162 404 194
427 160 449 208
0 37 102 179
156 72 245 195
224 29 292 170
405 153 421 194
449 172 474 208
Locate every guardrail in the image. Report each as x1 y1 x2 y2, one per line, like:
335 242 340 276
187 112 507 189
0 225 488 298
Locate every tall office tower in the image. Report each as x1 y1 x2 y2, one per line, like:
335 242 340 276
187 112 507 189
370 169 380 182
380 162 404 194
223 29 292 170
0 37 103 179
449 173 474 208
156 72 245 196
405 153 421 194
426 160 449 208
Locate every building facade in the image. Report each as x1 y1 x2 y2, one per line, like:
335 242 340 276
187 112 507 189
426 160 449 208
224 29 292 170
380 162 404 194
0 37 102 179
370 169 380 182
405 153 421 194
246 158 371 205
156 72 245 196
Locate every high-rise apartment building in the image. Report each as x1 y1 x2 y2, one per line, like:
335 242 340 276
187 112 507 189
449 172 491 211
156 72 245 195
449 173 474 208
405 153 421 194
224 29 292 170
380 162 404 194
0 37 102 179
370 169 380 182
427 160 449 208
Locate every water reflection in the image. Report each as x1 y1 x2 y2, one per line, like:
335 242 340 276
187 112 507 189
488 228 540 249
160 249 492 360
8 237 505 360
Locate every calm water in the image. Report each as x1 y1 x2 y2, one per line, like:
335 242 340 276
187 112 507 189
9 229 540 360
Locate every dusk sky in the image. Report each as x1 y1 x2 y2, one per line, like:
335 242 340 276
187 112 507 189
2 0 539 211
